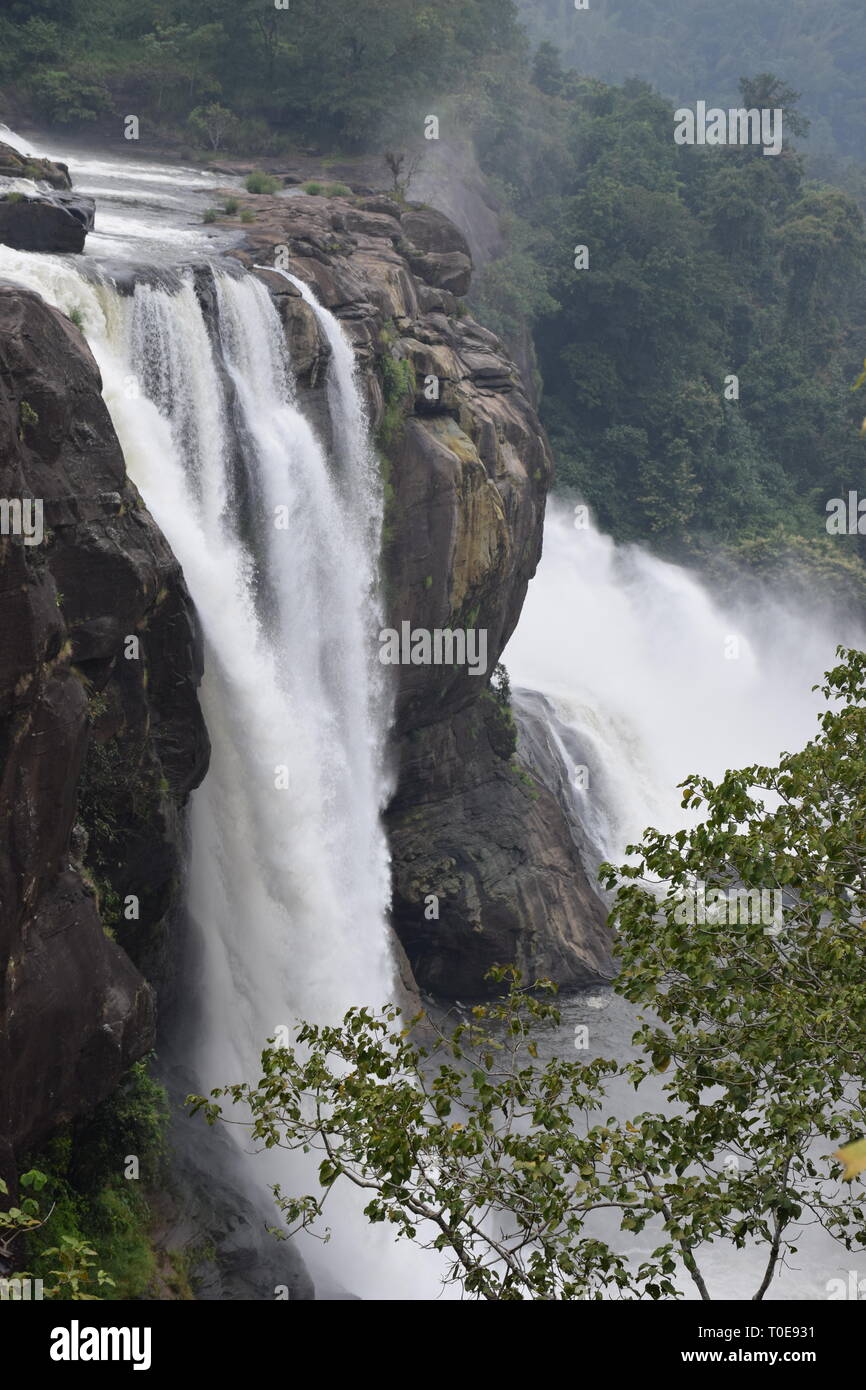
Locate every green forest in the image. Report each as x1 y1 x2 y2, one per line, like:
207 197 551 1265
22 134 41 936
3 0 866 568
471 69 866 559
516 0 866 163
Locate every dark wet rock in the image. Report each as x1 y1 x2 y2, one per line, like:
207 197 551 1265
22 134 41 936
403 247 472 297
0 190 94 253
400 207 471 259
150 1059 314 1302
357 194 403 219
0 283 208 1177
388 692 610 998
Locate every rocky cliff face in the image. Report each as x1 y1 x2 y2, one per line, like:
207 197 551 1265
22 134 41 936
233 189 610 996
0 283 208 1179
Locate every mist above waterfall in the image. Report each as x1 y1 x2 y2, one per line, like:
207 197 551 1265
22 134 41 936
504 501 864 869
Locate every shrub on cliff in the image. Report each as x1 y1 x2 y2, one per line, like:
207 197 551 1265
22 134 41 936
245 170 280 195
378 352 416 446
13 1061 169 1300
1 1171 113 1300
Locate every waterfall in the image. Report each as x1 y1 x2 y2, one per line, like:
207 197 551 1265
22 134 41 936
6 115 857 1299
0 123 48 157
0 238 451 1295
505 499 865 867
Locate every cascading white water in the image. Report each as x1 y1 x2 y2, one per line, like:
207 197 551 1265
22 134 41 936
0 123 46 156
0 231 453 1295
166 270 396 1035
505 500 864 864
0 122 240 262
0 252 397 1024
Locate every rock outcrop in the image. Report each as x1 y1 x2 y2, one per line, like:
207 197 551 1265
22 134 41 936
0 190 95 254
0 177 609 1187
0 283 208 1179
231 190 610 996
0 141 72 191
0 140 94 253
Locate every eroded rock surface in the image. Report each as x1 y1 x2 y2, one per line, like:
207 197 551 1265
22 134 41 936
0 140 72 190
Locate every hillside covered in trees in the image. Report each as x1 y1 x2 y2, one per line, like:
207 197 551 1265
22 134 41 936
516 0 866 163
3 0 866 571
470 68 866 557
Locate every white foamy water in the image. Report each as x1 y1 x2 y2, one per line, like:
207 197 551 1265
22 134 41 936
506 502 860 861
0 122 241 263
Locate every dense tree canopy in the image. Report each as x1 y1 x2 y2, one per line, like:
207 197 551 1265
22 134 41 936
0 0 523 146
3 1 866 565
516 0 866 163
469 70 866 550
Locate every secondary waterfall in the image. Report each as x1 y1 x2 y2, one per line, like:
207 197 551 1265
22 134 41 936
505 501 864 869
